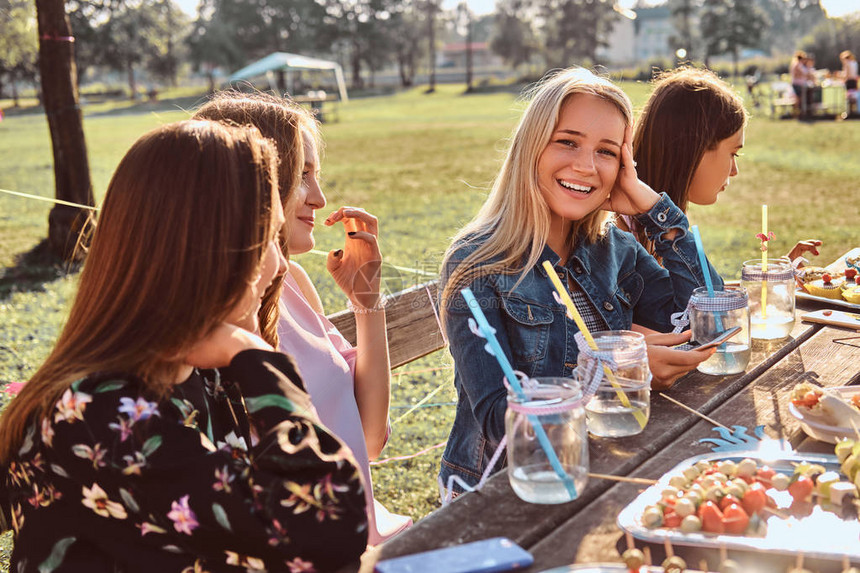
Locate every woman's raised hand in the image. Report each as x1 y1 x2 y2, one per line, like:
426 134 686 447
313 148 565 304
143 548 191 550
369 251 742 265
786 239 822 262
602 124 661 216
325 207 383 310
184 323 273 370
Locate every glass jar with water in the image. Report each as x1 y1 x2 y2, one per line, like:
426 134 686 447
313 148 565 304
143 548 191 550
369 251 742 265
741 258 796 340
505 377 589 504
575 330 651 438
689 286 751 375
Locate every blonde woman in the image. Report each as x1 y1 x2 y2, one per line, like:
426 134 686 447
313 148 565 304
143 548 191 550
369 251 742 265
438 68 721 493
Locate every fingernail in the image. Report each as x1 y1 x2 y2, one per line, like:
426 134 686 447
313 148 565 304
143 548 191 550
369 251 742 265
334 249 343 257
347 232 356 237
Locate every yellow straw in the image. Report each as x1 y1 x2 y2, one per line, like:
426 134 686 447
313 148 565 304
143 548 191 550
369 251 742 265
542 261 647 428
761 205 768 319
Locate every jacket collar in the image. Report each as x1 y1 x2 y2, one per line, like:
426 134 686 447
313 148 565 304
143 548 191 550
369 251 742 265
533 240 592 278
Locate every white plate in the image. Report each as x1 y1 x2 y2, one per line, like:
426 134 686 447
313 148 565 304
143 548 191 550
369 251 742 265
796 289 860 311
788 386 860 444
617 451 859 562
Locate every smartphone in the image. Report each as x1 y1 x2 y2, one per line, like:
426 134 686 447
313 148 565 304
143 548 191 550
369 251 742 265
374 537 533 573
691 325 742 351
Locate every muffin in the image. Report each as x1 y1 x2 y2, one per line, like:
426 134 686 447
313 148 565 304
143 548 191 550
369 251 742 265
842 272 860 304
798 266 841 287
805 273 844 299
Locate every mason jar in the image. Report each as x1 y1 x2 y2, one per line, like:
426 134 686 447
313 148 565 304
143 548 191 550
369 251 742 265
575 330 651 438
506 377 588 504
742 258 796 340
689 286 751 375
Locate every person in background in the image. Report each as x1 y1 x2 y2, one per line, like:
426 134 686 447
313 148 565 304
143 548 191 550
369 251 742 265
438 68 721 494
840 50 859 117
0 120 368 572
790 51 813 116
193 92 410 545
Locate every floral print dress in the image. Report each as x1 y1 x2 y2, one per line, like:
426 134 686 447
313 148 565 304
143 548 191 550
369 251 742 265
1 350 368 572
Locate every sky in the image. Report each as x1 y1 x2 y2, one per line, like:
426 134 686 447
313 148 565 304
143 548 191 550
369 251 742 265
174 0 860 20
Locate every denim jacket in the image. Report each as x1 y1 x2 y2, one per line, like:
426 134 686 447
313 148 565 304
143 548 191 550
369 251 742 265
438 193 723 492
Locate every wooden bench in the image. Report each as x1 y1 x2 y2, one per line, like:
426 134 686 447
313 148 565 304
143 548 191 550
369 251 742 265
327 280 445 369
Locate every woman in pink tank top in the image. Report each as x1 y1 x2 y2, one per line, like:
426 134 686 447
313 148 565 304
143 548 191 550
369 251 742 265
195 92 411 545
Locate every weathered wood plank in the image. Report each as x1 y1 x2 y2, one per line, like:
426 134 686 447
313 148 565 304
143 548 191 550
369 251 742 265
328 281 445 369
530 324 860 572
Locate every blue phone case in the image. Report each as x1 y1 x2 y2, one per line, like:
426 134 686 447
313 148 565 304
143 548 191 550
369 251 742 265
374 537 534 573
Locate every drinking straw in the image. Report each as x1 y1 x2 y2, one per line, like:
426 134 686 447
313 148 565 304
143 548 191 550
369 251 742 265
460 288 578 499
691 226 715 297
761 205 768 319
541 261 647 429
691 226 735 368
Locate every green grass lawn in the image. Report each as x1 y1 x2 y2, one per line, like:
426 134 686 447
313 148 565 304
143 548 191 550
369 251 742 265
1 82 859 565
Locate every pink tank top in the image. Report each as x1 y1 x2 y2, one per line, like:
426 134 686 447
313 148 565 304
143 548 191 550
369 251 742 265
277 271 411 544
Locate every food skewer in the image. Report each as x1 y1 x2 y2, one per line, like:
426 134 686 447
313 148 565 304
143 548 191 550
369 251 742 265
658 393 730 430
589 472 658 485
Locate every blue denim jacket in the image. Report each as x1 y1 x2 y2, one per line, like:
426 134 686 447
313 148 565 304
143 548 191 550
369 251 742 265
438 193 723 492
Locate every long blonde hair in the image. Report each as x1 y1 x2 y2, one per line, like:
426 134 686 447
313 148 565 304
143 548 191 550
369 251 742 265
441 67 632 314
0 120 280 463
193 91 319 347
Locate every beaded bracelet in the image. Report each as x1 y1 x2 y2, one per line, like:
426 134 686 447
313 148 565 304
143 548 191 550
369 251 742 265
347 296 387 314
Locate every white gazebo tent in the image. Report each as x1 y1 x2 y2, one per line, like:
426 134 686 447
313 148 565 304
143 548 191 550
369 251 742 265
228 52 348 102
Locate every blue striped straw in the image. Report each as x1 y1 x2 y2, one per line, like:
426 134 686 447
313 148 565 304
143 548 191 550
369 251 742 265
691 226 734 363
691 226 715 296
461 288 578 500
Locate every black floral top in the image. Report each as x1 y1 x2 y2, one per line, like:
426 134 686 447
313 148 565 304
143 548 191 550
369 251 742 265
1 350 368 572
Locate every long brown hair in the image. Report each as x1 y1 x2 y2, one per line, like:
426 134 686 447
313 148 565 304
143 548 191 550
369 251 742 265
0 120 279 463
633 67 747 216
441 67 632 318
193 91 318 347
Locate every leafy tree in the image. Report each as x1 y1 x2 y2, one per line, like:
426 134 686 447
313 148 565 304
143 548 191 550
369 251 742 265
489 0 537 69
668 0 701 61
387 0 425 87
35 0 95 260
0 0 39 105
319 0 393 88
701 0 767 75
539 0 617 67
800 14 860 71
757 0 825 55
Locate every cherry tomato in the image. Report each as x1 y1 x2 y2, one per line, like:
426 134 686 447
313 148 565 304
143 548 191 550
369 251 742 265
698 501 725 534
722 503 750 534
663 509 682 528
741 483 768 515
755 466 776 486
788 476 814 502
719 494 742 511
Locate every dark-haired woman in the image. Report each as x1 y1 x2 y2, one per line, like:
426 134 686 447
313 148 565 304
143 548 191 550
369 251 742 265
0 120 368 572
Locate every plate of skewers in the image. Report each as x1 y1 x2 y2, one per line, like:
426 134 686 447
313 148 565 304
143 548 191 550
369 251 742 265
788 384 860 444
617 445 860 563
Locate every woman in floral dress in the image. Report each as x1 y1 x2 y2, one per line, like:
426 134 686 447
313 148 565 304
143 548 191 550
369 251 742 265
0 120 368 572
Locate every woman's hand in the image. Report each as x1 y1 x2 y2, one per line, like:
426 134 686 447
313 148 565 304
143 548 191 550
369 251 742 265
602 125 661 216
645 331 716 390
325 207 383 310
184 323 273 370
786 239 822 262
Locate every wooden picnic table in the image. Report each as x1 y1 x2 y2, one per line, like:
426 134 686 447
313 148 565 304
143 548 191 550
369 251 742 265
340 298 860 573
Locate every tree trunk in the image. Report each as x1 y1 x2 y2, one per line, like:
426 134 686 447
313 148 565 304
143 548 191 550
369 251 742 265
35 0 95 261
127 61 137 99
426 1 436 93
465 10 473 93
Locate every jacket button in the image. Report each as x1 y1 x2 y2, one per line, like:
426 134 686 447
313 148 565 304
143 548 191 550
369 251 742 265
574 265 583 274
657 212 667 223
603 301 614 311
